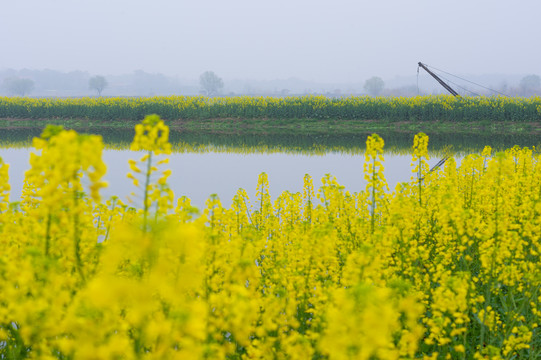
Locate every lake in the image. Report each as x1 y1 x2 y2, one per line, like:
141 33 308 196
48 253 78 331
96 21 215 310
1 128 539 210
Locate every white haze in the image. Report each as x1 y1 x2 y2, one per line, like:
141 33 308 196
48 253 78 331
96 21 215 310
0 0 540 84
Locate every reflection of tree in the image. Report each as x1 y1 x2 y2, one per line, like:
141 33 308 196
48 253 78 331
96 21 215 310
2 77 35 96
199 71 224 96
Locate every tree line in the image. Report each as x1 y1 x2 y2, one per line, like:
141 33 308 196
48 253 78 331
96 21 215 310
1 69 539 97
0 70 225 98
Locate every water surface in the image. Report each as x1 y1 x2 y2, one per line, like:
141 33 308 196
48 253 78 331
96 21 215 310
1 128 539 209
2 147 417 209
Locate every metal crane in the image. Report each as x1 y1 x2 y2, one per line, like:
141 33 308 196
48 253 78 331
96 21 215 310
418 62 459 97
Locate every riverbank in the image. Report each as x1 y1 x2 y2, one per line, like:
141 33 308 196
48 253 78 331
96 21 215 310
2 95 540 124
0 117 539 135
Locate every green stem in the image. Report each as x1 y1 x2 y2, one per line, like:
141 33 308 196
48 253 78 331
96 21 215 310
73 181 85 283
143 152 152 232
104 198 117 242
418 157 423 207
371 156 376 234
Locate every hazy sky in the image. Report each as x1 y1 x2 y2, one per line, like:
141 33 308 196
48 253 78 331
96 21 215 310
1 0 539 82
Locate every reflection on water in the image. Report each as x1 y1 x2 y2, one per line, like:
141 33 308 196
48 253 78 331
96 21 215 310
1 128 539 209
1 127 540 155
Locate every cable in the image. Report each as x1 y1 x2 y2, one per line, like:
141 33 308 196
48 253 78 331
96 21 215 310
417 65 420 95
424 63 509 97
436 73 481 96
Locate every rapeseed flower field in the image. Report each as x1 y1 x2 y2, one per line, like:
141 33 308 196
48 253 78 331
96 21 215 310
1 95 540 122
0 115 540 359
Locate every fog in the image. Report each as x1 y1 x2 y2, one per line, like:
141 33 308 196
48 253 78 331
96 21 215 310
1 0 540 92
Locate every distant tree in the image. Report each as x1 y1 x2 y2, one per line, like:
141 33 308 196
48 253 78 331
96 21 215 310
363 76 385 96
2 77 35 96
519 74 540 96
199 71 223 96
89 75 108 96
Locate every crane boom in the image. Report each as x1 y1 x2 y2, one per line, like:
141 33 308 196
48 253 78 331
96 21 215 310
418 62 459 97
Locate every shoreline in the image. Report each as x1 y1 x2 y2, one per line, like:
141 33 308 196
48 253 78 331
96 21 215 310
0 117 538 135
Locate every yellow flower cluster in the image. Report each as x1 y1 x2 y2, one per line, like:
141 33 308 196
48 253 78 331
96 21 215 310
1 94 540 122
0 116 540 359
127 115 174 229
130 114 172 155
27 125 107 204
0 157 9 213
364 134 388 233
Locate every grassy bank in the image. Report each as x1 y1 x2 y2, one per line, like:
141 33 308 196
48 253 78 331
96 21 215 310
1 95 540 124
0 116 539 136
